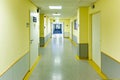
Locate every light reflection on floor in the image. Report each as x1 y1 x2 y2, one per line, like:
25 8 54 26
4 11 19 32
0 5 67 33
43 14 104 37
52 73 62 80
29 35 102 80
54 57 61 65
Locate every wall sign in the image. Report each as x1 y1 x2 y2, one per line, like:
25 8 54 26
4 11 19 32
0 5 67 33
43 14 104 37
33 16 37 22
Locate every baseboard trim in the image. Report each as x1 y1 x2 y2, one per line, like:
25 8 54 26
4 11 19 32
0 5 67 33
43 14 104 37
101 51 120 64
69 39 78 46
76 55 80 60
101 52 120 78
89 60 108 79
72 34 77 43
43 38 51 48
23 56 41 80
79 43 88 59
40 37 45 47
64 37 69 38
76 55 88 60
0 50 29 77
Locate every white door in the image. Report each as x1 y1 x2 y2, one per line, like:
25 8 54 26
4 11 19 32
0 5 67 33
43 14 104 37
30 11 39 68
92 13 101 68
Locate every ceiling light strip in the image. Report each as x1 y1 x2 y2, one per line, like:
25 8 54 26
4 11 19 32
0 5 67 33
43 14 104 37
49 6 62 9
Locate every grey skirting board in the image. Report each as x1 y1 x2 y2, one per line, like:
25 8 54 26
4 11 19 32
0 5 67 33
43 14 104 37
72 35 77 43
40 33 51 47
78 43 88 59
40 37 44 47
101 52 120 78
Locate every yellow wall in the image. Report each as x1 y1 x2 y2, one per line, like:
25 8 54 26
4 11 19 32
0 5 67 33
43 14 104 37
0 0 37 74
70 17 78 38
47 17 51 35
88 15 92 60
70 19 74 39
89 0 120 61
44 16 51 37
59 19 70 33
70 7 88 44
40 14 44 37
79 7 88 43
40 14 51 37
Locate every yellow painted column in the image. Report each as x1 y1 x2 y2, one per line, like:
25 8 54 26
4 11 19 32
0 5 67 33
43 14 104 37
40 14 45 46
40 14 44 37
78 7 89 59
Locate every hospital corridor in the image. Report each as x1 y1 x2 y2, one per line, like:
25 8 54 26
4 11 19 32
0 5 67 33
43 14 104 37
0 0 120 80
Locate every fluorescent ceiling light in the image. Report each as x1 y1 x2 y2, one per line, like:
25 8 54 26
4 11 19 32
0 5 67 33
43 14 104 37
49 6 62 9
53 13 61 16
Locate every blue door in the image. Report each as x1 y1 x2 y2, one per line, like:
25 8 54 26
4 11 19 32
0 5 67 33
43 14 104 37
53 24 62 34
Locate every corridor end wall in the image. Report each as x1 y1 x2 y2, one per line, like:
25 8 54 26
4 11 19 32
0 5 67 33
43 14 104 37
50 19 70 38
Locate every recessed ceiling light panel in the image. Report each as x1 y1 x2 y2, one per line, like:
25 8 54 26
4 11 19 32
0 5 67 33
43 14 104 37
52 13 61 16
49 6 62 9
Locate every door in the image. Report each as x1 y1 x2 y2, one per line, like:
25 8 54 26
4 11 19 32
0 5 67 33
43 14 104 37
92 12 101 68
30 11 39 68
71 22 73 40
52 22 63 37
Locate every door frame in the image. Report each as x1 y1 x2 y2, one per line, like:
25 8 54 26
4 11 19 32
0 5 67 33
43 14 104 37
71 21 73 40
29 11 39 69
91 12 101 68
52 22 64 36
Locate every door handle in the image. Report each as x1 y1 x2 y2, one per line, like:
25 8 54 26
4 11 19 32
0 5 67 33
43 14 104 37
30 40 33 41
30 39 34 44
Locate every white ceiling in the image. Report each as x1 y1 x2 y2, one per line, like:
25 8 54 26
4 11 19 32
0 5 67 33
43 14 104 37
31 0 97 19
